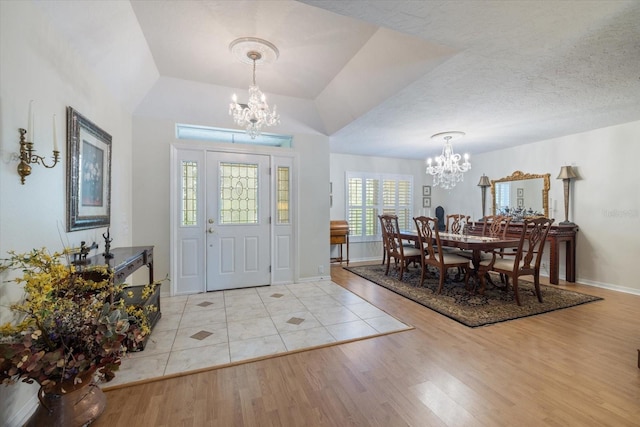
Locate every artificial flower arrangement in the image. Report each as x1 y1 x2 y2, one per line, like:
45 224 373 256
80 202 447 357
0 247 157 394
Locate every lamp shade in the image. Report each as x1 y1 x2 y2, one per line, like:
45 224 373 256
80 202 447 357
477 174 491 187
557 166 577 180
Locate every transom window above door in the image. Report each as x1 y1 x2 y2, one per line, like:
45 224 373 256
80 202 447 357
176 124 292 148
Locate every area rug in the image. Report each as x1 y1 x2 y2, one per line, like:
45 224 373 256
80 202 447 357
345 264 602 327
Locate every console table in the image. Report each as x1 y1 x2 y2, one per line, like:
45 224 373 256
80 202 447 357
84 246 160 349
471 222 578 285
86 246 155 285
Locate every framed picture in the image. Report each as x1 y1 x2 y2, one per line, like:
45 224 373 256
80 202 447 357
517 188 524 197
517 197 524 208
423 197 431 208
423 185 431 196
66 107 112 231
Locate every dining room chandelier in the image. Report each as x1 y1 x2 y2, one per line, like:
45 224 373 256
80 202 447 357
426 131 471 189
228 37 280 139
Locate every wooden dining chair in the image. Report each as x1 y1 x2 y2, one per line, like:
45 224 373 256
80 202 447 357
473 214 514 285
482 215 512 238
445 214 471 235
379 214 387 265
413 216 470 294
379 215 422 281
470 217 554 305
478 215 513 257
443 213 472 278
379 214 414 266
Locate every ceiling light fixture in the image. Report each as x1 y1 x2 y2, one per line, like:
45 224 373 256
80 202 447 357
229 37 280 139
426 131 471 189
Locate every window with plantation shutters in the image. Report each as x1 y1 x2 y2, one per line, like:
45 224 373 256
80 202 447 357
346 172 413 242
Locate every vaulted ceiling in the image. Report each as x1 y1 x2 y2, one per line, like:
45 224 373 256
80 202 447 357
33 0 640 159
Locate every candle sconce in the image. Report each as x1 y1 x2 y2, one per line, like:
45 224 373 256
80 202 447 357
17 128 60 184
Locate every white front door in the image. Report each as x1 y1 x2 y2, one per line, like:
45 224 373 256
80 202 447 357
205 151 270 290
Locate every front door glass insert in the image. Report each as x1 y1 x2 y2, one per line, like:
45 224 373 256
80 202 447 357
219 162 258 224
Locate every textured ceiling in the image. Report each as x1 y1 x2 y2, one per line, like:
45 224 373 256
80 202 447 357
32 0 640 160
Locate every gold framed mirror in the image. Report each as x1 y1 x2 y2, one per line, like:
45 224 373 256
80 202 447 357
491 171 550 218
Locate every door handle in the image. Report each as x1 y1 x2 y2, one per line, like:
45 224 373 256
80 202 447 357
208 227 215 234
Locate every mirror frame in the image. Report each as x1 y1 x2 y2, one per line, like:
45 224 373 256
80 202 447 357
491 170 551 218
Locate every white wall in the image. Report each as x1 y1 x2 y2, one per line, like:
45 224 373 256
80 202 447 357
331 121 640 293
132 83 331 287
329 153 430 261
2 1 638 424
433 120 640 293
0 2 134 425
131 76 330 284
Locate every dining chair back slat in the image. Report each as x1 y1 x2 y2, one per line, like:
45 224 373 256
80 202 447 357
445 214 471 235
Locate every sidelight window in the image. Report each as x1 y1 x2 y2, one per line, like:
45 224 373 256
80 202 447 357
276 166 290 224
181 161 198 226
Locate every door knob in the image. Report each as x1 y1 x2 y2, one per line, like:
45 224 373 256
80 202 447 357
208 227 215 234
208 218 214 224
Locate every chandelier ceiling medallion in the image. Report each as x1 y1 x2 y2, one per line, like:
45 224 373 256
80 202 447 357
228 37 280 139
426 131 471 189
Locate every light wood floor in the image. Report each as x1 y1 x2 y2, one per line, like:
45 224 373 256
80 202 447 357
95 265 640 426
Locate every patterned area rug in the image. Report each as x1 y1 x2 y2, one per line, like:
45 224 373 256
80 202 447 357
345 264 602 327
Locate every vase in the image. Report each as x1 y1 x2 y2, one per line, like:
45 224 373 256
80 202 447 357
26 382 106 427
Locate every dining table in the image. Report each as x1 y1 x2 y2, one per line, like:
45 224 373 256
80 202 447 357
399 229 521 292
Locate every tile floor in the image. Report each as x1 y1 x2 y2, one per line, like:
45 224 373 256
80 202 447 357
104 280 410 388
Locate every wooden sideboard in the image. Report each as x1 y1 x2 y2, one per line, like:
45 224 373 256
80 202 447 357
471 222 577 285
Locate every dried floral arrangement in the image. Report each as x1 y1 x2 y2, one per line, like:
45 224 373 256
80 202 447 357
0 248 157 393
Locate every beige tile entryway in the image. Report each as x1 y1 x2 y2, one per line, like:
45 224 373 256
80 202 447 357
104 281 410 388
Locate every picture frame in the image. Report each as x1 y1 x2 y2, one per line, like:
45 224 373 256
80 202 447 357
517 197 524 208
423 185 431 196
66 107 112 231
517 188 524 197
423 197 431 208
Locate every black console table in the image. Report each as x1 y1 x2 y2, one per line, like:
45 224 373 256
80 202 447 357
84 246 155 285
85 246 160 349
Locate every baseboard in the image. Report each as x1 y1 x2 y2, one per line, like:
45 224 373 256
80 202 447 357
337 256 380 264
296 275 332 283
574 278 640 296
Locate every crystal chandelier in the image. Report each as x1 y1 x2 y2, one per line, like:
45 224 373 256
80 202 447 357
426 131 471 189
229 38 280 139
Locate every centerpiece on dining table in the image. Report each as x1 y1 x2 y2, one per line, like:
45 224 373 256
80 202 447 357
0 247 158 426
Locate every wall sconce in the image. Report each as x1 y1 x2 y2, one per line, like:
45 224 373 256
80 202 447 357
17 109 60 184
556 165 577 225
477 174 491 219
17 128 60 184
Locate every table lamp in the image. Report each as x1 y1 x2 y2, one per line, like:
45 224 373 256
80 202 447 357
557 166 577 225
477 174 491 219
